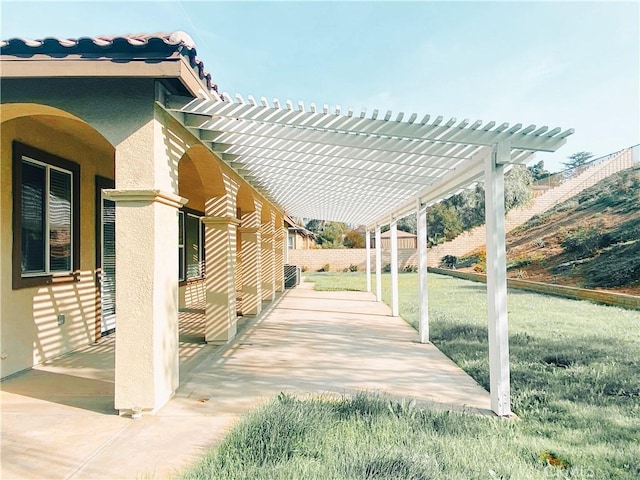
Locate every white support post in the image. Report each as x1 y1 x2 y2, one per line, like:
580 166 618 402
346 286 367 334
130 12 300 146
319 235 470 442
417 202 429 343
375 226 382 301
365 230 372 293
390 219 399 317
485 141 511 416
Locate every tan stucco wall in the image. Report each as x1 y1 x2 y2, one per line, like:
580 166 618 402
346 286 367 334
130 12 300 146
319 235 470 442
0 111 115 378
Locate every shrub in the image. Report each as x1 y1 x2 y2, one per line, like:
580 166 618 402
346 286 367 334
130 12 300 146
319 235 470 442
318 264 330 272
383 263 391 273
561 224 605 257
348 264 358 272
402 265 417 273
440 255 458 269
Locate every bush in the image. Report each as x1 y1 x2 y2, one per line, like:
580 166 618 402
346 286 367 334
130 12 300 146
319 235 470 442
402 265 417 273
561 224 605 257
383 263 392 273
348 264 358 272
440 255 458 268
318 264 330 272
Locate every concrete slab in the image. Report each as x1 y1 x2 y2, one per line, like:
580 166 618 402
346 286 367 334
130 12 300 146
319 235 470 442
1 281 491 479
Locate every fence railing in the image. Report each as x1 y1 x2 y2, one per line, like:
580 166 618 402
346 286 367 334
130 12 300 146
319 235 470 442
531 144 639 190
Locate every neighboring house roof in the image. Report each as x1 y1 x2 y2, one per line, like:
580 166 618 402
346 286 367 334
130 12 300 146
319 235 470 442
0 31 221 98
380 230 416 238
288 226 316 239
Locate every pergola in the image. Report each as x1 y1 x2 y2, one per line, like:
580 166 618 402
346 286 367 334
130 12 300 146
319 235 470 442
162 92 573 416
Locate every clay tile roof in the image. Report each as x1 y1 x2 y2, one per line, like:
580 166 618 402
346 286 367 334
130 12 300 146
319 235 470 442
0 31 220 97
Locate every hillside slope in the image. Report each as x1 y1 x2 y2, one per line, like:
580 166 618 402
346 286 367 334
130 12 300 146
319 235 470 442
457 165 640 295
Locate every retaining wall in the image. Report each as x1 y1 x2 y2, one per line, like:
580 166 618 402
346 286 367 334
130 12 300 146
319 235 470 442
429 267 640 310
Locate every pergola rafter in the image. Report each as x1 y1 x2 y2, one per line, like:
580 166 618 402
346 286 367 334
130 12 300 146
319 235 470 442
163 93 570 227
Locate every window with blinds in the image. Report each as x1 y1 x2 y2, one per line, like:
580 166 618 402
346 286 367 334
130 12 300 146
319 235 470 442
12 142 80 289
179 210 204 282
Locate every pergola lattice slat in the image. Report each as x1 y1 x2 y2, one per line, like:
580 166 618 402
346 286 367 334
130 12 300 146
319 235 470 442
163 94 572 226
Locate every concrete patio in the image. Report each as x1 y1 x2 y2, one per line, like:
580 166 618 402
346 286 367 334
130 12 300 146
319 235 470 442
1 281 490 479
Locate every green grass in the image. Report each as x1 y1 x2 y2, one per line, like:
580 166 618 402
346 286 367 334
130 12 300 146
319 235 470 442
182 272 640 479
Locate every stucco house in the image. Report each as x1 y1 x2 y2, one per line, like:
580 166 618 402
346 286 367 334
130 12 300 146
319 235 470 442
288 224 317 250
1 32 289 414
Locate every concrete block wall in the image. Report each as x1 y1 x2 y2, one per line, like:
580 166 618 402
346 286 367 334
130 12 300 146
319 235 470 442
288 248 417 272
427 149 636 267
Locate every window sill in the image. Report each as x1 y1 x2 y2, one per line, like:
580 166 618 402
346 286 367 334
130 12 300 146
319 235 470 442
179 276 205 287
13 271 81 290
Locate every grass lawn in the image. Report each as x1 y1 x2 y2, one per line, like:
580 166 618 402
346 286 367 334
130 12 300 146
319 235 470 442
182 272 639 479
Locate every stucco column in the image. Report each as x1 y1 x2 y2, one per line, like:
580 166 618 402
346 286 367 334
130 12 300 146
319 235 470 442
238 226 262 316
105 189 186 415
261 217 276 302
274 226 286 293
203 215 241 344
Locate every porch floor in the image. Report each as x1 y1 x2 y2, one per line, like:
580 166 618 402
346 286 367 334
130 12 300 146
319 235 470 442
1 280 490 479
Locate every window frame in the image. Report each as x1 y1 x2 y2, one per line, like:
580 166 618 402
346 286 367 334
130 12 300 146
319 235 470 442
12 142 81 289
178 207 205 285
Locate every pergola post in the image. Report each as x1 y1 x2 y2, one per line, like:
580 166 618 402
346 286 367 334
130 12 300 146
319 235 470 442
365 229 371 293
390 219 399 317
375 226 382 302
417 202 429 343
485 141 512 416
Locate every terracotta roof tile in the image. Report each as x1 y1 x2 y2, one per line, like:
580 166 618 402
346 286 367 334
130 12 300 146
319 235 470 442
0 31 220 97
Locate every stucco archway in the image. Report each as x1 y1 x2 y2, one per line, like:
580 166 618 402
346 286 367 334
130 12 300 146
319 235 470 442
0 103 116 380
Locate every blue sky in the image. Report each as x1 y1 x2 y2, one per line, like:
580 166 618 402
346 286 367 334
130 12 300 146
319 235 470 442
2 0 638 171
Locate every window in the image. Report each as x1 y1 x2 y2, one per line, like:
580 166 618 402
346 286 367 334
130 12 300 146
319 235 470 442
288 233 295 249
178 209 204 282
12 142 80 289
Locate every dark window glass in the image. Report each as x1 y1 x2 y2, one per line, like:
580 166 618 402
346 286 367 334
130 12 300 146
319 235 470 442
49 169 72 272
21 161 46 274
185 213 201 279
178 211 185 282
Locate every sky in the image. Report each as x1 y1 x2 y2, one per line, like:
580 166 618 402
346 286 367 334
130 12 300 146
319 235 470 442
1 0 638 172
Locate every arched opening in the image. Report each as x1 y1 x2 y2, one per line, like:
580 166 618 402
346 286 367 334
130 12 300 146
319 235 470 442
0 103 116 381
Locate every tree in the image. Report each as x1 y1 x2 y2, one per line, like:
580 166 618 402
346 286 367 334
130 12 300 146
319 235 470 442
398 214 417 234
427 203 462 245
343 229 365 248
316 221 347 248
563 151 593 170
304 219 324 234
528 160 551 180
504 164 534 211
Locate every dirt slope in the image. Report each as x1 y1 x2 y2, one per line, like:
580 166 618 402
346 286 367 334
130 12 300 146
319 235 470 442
457 166 640 295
